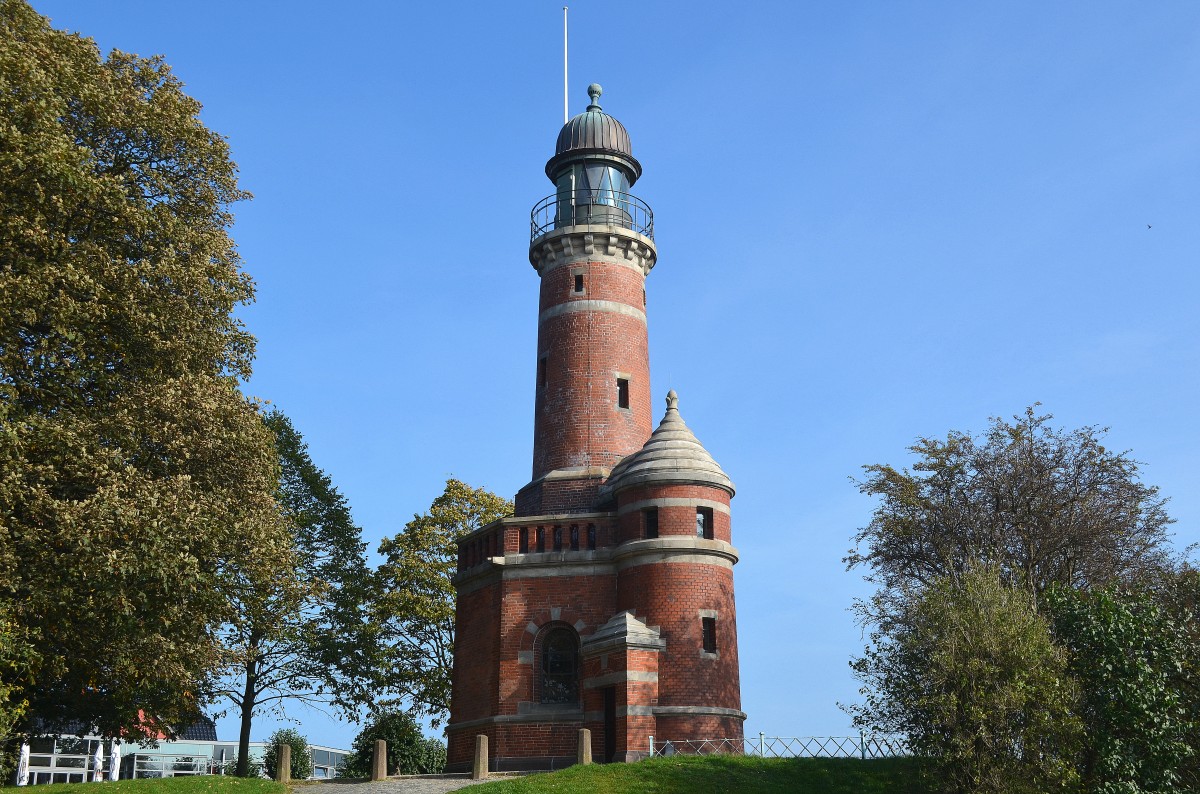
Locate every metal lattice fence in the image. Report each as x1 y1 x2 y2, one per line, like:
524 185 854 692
648 732 908 759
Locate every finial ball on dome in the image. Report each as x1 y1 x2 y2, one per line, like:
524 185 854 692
588 83 603 101
666 389 679 410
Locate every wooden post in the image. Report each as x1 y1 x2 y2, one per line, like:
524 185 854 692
275 744 291 784
577 728 592 765
371 739 387 781
472 734 489 780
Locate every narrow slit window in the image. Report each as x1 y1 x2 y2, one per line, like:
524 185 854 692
587 524 596 550
570 524 580 551
536 527 545 553
702 617 717 654
537 356 548 389
519 527 528 554
617 378 630 409
696 507 714 540
553 525 563 552
574 273 584 293
643 508 659 539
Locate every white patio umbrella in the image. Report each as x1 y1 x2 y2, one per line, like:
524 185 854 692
16 742 30 786
91 741 104 782
108 740 121 782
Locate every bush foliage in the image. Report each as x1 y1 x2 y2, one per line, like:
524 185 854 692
339 709 445 777
262 728 312 781
1047 587 1190 793
853 566 1080 793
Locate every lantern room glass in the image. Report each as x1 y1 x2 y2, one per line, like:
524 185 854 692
553 164 632 228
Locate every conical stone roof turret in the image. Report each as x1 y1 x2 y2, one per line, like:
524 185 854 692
604 390 734 496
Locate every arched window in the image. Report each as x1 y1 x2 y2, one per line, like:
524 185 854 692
540 627 579 704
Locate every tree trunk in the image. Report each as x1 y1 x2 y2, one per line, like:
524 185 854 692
236 651 258 777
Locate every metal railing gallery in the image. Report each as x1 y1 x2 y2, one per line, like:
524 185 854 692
530 189 654 242
648 732 909 760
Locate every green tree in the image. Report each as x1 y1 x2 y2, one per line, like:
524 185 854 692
851 565 1081 794
212 409 375 776
847 408 1181 791
372 479 512 725
1047 587 1190 794
0 0 289 749
848 407 1172 610
339 709 446 777
262 727 312 781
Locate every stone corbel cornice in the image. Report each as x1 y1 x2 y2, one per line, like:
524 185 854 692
529 226 657 276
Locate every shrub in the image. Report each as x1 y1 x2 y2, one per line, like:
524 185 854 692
262 728 312 780
221 758 264 778
852 565 1081 793
339 710 445 777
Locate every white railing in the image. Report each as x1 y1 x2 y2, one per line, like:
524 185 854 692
648 732 908 760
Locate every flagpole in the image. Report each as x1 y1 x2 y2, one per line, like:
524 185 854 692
563 7 569 123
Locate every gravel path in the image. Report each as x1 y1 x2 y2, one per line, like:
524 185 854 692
307 774 530 793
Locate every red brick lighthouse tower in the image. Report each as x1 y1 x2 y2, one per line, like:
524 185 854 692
445 85 744 771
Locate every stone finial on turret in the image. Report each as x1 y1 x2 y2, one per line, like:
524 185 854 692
604 390 734 495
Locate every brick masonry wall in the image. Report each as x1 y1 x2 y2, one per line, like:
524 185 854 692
515 475 606 517
491 723 580 761
581 644 661 762
449 584 502 724
498 574 617 711
655 715 745 744
616 484 733 544
617 562 741 714
447 571 620 767
531 259 652 481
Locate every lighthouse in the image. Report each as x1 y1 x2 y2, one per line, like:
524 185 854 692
445 85 744 771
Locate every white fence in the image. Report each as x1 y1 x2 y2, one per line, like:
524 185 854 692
648 732 908 760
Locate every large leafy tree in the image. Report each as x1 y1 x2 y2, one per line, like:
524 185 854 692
372 479 512 726
848 408 1183 790
0 0 289 749
851 565 1081 794
212 409 374 776
848 406 1173 621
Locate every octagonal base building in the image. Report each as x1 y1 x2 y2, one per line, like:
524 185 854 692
445 85 745 771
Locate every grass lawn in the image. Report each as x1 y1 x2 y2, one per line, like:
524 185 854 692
472 756 929 793
15 778 286 794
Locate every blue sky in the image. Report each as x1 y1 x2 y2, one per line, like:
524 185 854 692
31 1 1200 751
